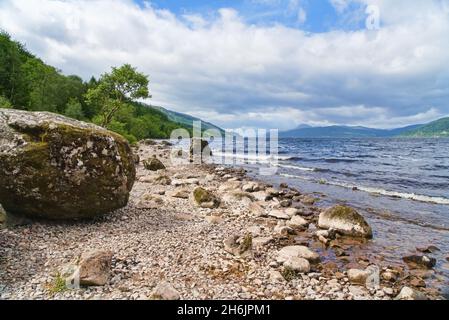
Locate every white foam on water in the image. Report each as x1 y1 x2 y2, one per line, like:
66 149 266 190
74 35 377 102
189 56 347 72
275 163 316 172
280 174 449 205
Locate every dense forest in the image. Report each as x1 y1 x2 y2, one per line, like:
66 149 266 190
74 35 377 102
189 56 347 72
0 31 190 143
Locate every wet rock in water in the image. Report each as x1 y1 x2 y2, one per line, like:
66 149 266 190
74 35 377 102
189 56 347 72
283 257 310 274
277 245 320 263
318 205 373 239
78 250 113 286
348 266 380 288
151 282 180 300
403 255 436 270
381 270 398 282
279 183 289 189
192 187 220 209
189 138 212 163
0 109 135 220
301 195 317 206
409 277 426 288
416 245 440 254
223 234 252 257
143 157 166 171
395 286 427 300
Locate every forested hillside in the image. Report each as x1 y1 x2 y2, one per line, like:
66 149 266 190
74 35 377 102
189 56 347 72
0 31 191 143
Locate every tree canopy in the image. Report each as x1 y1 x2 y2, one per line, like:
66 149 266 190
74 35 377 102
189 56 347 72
0 31 191 143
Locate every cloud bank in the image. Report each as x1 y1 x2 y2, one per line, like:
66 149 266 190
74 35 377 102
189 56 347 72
0 0 448 130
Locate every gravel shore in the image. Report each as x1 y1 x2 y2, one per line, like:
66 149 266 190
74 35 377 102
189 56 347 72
0 141 442 300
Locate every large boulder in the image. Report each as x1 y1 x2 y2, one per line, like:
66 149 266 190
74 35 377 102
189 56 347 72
318 205 373 239
0 109 136 220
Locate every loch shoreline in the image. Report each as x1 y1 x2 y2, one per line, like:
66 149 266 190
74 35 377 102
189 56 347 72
0 140 446 300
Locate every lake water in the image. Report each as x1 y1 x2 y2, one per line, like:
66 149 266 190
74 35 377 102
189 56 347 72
204 137 449 296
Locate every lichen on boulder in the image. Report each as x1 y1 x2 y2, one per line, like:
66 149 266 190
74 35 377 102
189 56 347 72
318 205 373 239
143 157 166 171
192 187 220 209
0 109 136 220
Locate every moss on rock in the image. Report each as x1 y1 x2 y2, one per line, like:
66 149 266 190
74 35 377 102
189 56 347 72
0 109 136 220
143 157 166 171
193 187 220 208
318 205 373 239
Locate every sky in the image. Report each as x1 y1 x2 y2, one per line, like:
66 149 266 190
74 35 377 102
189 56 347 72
0 0 448 130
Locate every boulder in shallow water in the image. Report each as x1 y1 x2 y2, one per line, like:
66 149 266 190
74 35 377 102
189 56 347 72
0 109 136 220
395 286 427 300
403 254 436 270
318 205 373 239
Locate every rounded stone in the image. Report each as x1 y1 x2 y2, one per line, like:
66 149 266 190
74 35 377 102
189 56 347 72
0 109 136 220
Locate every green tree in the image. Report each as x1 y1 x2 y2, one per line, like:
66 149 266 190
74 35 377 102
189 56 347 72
64 98 85 120
0 95 12 108
85 64 150 127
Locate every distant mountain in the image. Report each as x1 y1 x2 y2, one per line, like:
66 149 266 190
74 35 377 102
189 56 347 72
280 123 425 138
148 105 225 134
401 117 449 137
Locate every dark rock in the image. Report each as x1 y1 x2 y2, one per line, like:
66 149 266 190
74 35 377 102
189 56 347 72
192 187 220 209
403 255 436 270
416 245 440 254
143 157 166 171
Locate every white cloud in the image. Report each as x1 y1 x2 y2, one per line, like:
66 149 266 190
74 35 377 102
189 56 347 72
0 0 448 130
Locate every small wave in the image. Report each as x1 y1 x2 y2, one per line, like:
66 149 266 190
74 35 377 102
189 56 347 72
323 158 360 164
212 151 290 163
327 181 449 205
281 156 304 161
279 174 449 205
275 163 316 172
280 173 314 181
